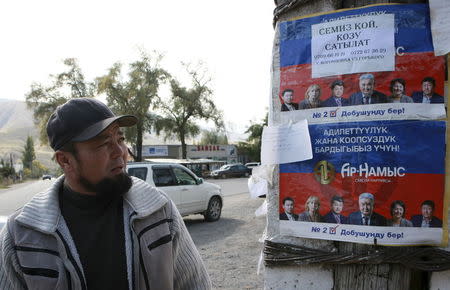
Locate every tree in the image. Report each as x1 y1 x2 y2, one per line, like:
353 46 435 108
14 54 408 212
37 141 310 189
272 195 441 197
0 158 15 179
97 52 169 161
154 64 224 159
31 160 48 179
198 129 228 145
237 113 268 162
22 136 36 170
25 58 94 145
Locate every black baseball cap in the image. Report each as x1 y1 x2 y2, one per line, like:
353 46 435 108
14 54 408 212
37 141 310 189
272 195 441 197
46 98 137 151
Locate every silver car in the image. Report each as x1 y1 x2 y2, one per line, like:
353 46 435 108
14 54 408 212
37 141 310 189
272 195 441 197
127 162 223 222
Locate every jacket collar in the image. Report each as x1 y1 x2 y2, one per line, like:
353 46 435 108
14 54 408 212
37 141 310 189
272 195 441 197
15 175 169 233
123 177 169 218
15 175 64 233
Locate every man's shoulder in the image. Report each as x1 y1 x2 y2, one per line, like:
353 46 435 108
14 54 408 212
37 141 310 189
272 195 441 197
410 215 422 226
411 91 422 102
322 96 335 106
411 91 421 97
410 214 422 220
372 90 387 103
410 215 422 222
373 90 386 97
348 211 360 218
348 211 363 222
279 213 288 220
323 211 333 218
349 92 362 103
126 177 171 216
431 93 444 103
323 212 334 221
372 211 387 221
431 216 443 227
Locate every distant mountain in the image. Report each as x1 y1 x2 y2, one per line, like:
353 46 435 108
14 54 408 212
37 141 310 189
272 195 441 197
0 99 56 170
0 98 248 171
0 99 35 134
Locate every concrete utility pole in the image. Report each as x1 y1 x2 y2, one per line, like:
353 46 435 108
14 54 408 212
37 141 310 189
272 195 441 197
267 0 449 289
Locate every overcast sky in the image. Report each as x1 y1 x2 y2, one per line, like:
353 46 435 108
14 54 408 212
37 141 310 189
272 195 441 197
0 0 275 135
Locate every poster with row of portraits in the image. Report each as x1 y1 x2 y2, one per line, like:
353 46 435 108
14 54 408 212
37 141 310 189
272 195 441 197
275 3 448 245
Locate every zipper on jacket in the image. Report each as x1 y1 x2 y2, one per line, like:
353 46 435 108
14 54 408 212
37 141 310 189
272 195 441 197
134 218 173 290
56 230 87 290
130 211 151 290
66 268 72 290
138 242 150 290
129 211 137 290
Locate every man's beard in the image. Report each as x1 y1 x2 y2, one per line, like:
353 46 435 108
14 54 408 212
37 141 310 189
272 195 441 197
78 172 132 199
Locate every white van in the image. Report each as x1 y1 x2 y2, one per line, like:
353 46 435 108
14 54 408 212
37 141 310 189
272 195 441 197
127 162 223 222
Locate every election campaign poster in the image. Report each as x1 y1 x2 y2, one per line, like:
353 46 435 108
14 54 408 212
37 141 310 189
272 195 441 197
277 3 446 120
276 3 448 245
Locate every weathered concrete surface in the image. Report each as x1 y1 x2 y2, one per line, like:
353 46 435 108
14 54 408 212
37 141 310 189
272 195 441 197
267 1 339 289
266 0 445 289
265 265 333 290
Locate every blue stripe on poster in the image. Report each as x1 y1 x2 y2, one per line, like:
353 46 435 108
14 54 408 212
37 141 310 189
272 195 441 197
279 4 433 67
280 120 445 174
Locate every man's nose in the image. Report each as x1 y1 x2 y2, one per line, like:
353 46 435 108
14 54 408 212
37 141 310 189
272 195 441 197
111 141 125 158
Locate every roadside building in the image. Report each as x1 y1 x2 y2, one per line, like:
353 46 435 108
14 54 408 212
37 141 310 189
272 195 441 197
140 144 238 164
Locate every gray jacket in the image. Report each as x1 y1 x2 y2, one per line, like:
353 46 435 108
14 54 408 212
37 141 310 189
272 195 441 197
0 176 211 290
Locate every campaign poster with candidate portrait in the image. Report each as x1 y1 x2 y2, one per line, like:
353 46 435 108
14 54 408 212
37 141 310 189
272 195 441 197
277 3 446 121
276 3 448 245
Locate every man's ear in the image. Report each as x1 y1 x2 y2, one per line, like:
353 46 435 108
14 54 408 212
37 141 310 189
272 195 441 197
55 151 75 172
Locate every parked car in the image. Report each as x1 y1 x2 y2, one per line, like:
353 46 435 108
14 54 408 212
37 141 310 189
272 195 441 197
245 162 260 169
210 163 252 179
42 175 52 180
127 162 223 222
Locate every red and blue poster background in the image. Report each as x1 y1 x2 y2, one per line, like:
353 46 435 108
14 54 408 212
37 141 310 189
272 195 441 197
278 4 445 105
279 120 446 221
277 3 447 245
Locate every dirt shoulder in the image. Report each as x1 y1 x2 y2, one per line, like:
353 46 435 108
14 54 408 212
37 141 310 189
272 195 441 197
185 192 266 289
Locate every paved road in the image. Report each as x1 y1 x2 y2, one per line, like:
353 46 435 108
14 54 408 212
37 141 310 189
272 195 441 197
204 177 249 196
0 177 265 289
0 179 56 216
184 178 265 289
0 177 248 215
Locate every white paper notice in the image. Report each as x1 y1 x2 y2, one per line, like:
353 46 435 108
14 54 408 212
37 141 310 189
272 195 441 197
311 14 395 78
429 0 450 56
255 200 268 217
248 177 268 199
261 120 312 165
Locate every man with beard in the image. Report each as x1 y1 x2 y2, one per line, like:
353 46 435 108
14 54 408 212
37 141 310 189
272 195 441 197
349 74 387 105
0 98 210 290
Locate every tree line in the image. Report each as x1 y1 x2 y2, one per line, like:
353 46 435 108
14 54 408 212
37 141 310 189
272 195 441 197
1 136 48 187
25 52 225 161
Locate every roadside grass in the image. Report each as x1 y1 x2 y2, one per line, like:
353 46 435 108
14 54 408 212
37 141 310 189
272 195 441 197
0 182 11 189
0 178 28 189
